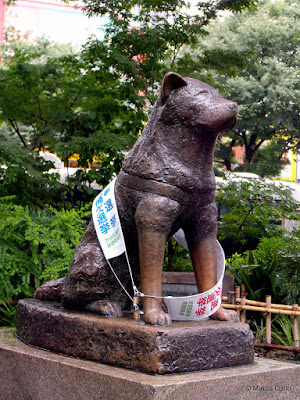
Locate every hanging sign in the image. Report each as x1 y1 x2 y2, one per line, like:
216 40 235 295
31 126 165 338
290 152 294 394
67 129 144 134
164 241 225 321
93 178 226 321
92 178 126 260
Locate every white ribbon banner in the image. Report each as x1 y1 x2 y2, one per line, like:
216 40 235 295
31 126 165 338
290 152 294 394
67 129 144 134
92 178 126 260
164 241 225 321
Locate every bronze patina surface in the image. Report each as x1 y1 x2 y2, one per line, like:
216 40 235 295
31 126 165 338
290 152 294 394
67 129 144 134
16 299 254 375
35 72 239 326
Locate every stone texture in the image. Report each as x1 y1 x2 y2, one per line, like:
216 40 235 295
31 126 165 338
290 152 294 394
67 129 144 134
16 298 253 374
1 328 300 400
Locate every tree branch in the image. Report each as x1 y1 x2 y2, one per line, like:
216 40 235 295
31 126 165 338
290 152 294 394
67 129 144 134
253 138 265 153
69 83 84 111
232 128 243 138
8 119 27 148
241 130 248 146
170 30 195 69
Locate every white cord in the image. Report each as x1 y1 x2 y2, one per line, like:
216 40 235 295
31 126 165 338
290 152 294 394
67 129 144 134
106 258 133 302
107 252 172 302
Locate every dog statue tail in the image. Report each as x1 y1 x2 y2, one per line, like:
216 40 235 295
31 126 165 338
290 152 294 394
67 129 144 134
34 278 65 302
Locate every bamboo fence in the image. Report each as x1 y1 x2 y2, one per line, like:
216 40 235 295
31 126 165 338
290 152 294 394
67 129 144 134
222 286 300 351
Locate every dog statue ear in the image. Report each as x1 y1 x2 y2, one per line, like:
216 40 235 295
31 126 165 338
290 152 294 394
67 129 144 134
161 72 187 104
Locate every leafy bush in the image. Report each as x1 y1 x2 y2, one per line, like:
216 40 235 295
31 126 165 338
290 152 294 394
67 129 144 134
250 318 266 343
253 233 300 304
0 299 17 327
216 175 300 255
0 198 88 325
163 238 193 272
226 252 275 301
271 315 298 347
227 230 300 304
251 315 299 348
0 133 65 209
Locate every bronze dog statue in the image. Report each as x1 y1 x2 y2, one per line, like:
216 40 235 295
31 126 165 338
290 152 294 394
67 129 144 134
35 72 239 326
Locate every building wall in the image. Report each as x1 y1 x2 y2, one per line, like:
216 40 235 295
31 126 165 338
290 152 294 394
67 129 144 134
0 0 106 46
280 150 300 183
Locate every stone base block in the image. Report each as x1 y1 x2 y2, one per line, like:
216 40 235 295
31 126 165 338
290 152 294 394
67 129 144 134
1 329 300 400
16 298 254 374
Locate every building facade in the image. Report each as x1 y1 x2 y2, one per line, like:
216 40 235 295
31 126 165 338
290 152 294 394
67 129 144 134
0 0 105 46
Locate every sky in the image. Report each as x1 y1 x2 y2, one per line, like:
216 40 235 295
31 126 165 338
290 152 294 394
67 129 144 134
3 0 107 46
2 0 213 47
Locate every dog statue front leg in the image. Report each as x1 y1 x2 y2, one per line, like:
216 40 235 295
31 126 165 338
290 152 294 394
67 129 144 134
137 227 171 326
189 235 239 323
135 194 181 326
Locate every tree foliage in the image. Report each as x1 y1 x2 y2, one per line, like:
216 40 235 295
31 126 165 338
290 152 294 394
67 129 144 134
216 175 300 254
220 174 300 305
0 1 262 206
0 128 66 208
0 37 145 190
75 0 258 102
201 0 300 174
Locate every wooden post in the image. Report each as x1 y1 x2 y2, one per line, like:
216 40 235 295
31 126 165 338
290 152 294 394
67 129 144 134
240 296 246 323
266 295 272 345
241 283 246 297
293 304 299 348
227 291 236 305
235 286 241 317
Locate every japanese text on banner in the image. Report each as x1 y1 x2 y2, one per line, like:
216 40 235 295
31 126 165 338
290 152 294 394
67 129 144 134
92 178 126 260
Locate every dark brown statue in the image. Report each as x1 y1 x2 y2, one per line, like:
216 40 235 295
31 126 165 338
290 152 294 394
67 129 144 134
35 72 239 326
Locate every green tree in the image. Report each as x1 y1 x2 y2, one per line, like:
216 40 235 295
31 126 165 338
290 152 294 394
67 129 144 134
0 38 76 149
200 0 300 174
0 1 261 207
216 175 300 254
244 138 290 178
76 0 258 104
0 38 143 158
0 127 66 208
0 37 145 200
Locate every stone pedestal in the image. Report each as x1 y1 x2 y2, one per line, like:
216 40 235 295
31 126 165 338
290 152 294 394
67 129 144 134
1 329 299 400
16 298 253 374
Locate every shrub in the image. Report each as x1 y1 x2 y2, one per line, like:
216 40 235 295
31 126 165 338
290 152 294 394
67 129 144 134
253 232 300 304
163 238 193 272
216 175 299 255
0 198 88 325
0 135 65 209
250 315 299 349
227 230 300 304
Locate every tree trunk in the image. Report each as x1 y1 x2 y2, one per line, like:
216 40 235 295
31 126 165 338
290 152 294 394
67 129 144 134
224 157 232 171
244 146 253 164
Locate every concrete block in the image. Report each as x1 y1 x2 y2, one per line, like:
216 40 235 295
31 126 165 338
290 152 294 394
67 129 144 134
1 329 299 400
